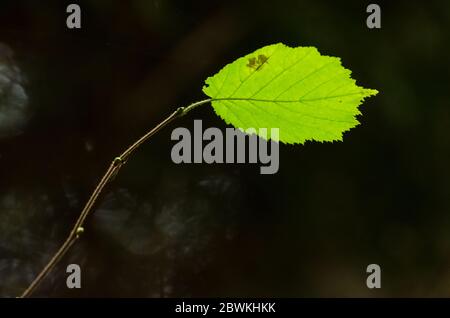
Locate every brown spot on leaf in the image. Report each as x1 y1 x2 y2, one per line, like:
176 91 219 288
246 54 268 71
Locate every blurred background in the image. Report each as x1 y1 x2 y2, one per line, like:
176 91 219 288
0 0 449 297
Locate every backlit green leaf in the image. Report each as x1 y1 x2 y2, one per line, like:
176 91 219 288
202 43 378 144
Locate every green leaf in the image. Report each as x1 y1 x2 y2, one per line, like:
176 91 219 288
202 43 378 144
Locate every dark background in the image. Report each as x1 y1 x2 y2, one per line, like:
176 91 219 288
0 0 449 297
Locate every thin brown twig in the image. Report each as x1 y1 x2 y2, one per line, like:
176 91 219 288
19 99 212 298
